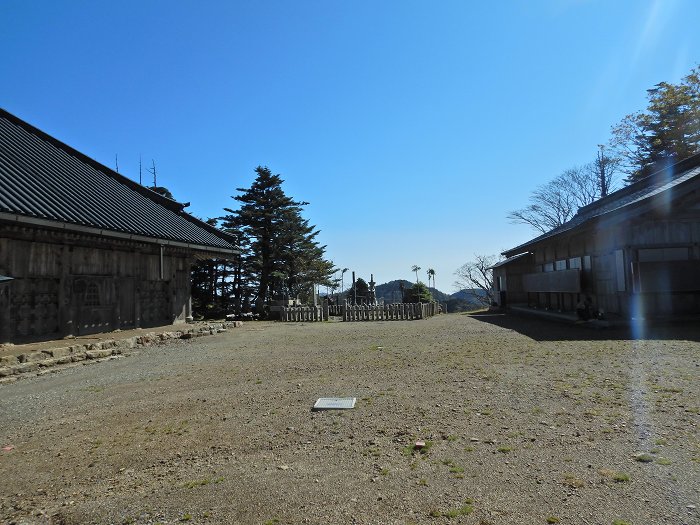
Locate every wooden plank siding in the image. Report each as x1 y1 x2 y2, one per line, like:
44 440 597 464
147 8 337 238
0 225 195 341
498 194 700 318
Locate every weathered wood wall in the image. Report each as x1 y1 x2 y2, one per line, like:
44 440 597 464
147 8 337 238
0 225 194 342
501 198 700 318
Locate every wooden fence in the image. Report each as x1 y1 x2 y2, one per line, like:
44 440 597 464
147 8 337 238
280 305 328 322
343 302 438 321
328 304 343 316
280 301 439 322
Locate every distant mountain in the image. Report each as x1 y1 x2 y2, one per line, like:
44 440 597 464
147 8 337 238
444 289 490 313
450 288 488 301
371 280 488 312
374 279 413 303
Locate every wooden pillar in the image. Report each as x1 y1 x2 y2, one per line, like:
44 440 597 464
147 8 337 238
135 280 142 328
0 282 11 342
58 245 74 337
112 248 120 330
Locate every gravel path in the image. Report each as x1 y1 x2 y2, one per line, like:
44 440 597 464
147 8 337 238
0 314 698 525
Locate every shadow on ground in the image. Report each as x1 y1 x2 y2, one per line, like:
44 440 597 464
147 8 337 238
467 312 700 342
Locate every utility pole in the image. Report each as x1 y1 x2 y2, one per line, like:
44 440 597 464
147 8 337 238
597 144 608 198
341 268 348 295
148 159 157 188
115 154 119 173
352 271 356 306
139 155 142 185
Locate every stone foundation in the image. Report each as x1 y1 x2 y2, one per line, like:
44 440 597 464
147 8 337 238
0 321 243 383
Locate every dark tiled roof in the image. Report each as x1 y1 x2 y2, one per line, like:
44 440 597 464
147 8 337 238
503 154 700 257
488 252 530 270
0 109 236 252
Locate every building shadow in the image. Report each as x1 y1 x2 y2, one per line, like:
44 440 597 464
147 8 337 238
467 312 700 342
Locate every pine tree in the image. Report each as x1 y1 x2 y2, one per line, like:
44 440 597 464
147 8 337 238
404 281 432 303
345 278 369 305
610 66 700 183
190 218 236 318
645 75 700 165
276 212 334 301
222 166 334 315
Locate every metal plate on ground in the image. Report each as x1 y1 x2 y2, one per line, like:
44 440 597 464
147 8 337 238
312 397 356 411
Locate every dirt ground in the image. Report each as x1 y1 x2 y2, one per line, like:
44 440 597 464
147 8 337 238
0 313 698 525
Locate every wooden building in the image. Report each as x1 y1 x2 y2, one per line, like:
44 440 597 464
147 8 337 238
494 154 700 320
0 109 237 342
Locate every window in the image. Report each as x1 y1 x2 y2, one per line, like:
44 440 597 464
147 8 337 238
569 257 581 270
543 262 554 272
555 260 566 271
85 282 100 306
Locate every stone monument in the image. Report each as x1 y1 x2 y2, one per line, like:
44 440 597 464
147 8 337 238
368 274 378 306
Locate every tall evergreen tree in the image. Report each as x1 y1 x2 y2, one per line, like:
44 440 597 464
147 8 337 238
345 277 369 305
610 66 700 182
222 166 334 315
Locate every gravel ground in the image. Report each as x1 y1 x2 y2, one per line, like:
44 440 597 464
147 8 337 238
0 313 698 525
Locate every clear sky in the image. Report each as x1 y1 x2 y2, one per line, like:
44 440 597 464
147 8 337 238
3 0 700 291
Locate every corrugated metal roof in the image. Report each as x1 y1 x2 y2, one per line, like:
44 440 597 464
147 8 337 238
503 154 700 257
0 109 236 252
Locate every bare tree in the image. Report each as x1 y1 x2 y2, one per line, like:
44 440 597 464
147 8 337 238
507 174 577 234
508 159 618 234
454 254 498 306
593 145 618 197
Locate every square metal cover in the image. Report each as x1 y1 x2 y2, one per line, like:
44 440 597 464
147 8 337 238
313 397 357 411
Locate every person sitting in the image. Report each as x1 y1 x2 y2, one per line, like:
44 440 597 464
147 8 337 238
576 297 592 321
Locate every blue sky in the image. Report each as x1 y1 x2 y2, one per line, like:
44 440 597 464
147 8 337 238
3 0 700 290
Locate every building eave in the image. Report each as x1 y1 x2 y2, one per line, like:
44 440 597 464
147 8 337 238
503 155 700 258
0 212 239 258
488 252 531 270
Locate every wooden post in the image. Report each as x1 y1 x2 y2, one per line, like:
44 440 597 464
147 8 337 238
0 282 11 342
58 245 72 337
